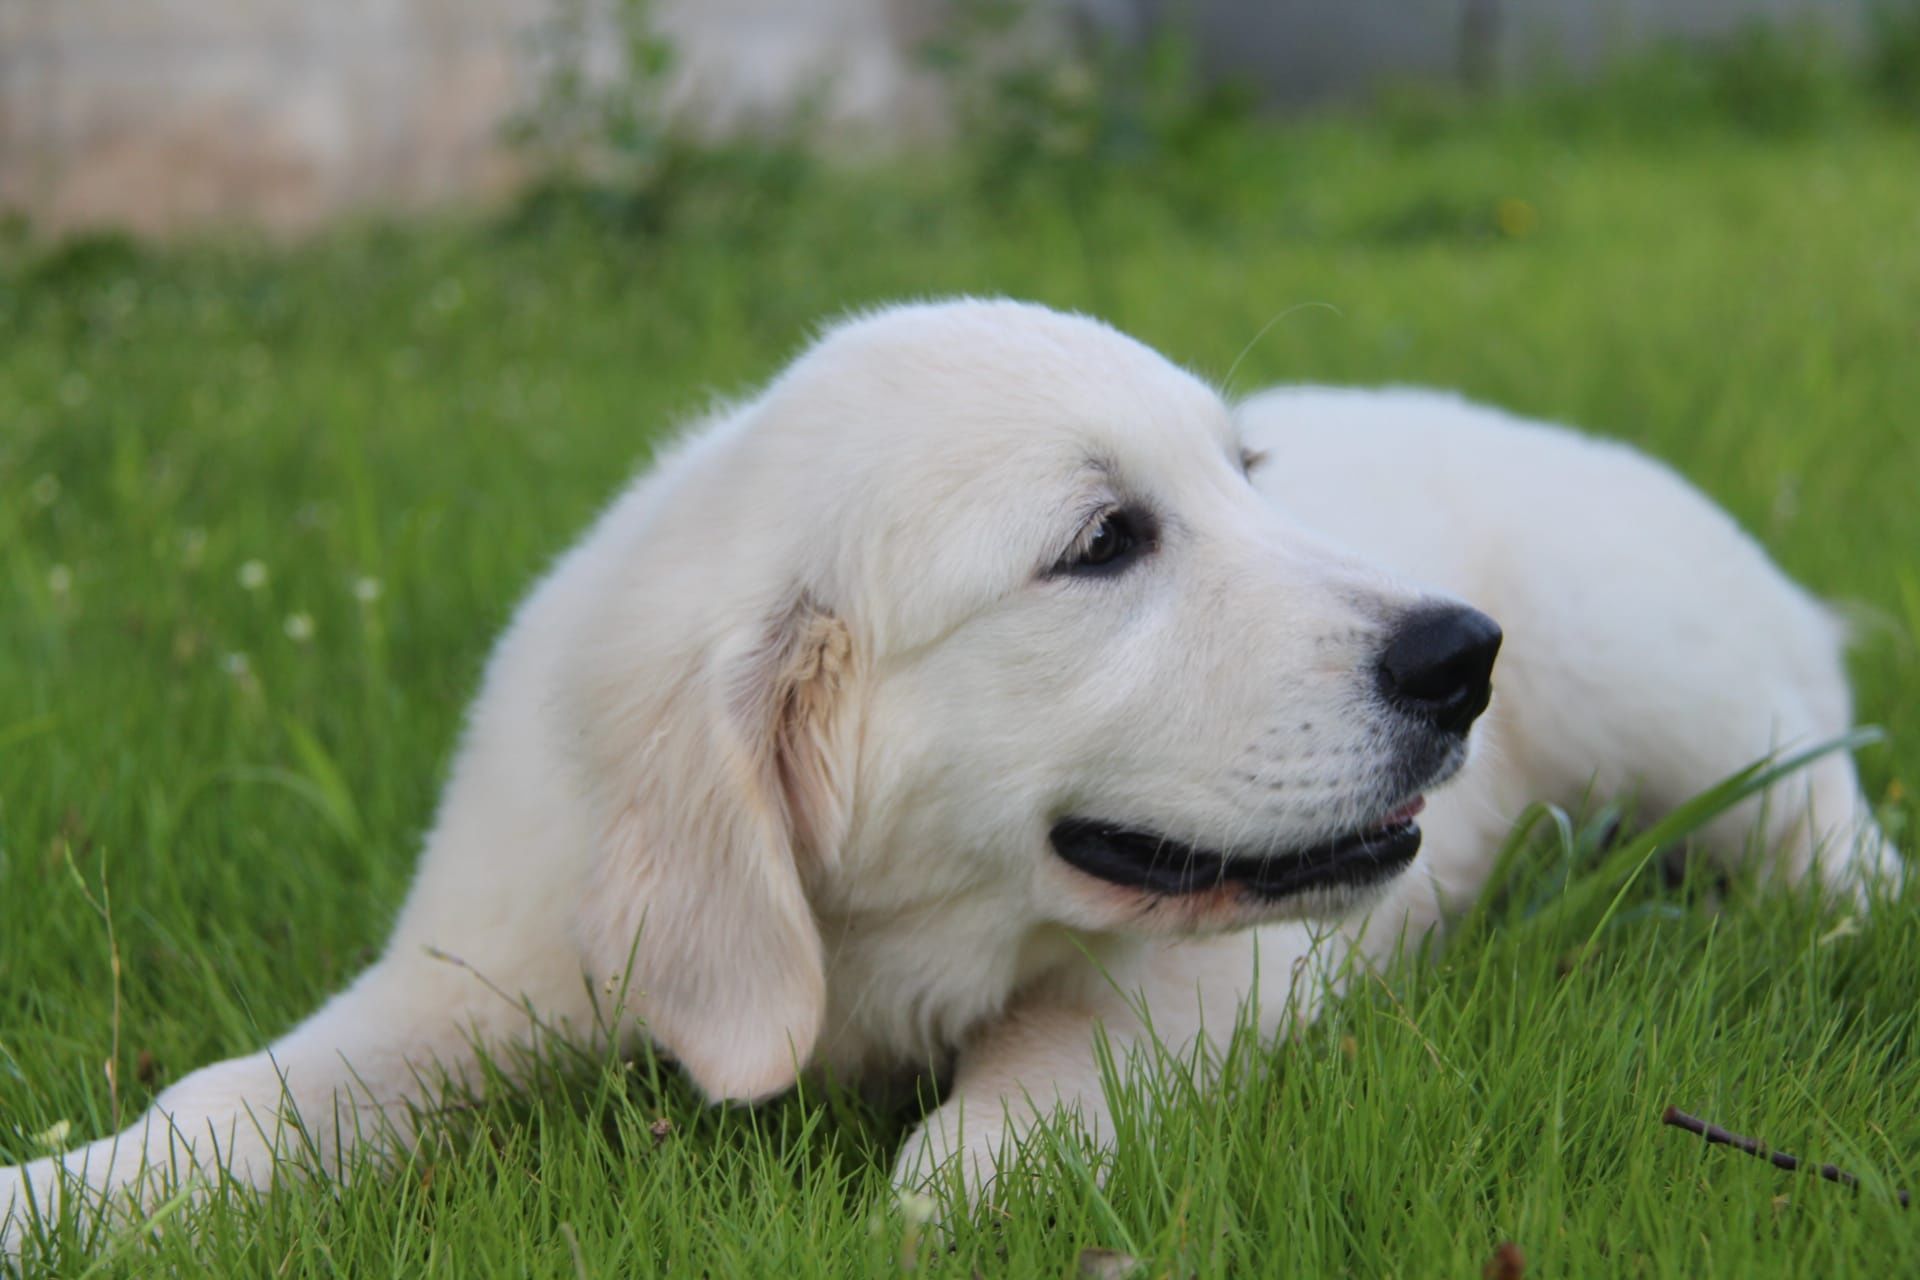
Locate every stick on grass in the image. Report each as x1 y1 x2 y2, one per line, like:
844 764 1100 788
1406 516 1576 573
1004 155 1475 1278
1662 1106 1911 1208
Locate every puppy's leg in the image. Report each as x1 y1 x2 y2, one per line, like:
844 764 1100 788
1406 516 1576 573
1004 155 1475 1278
0 943 594 1256
1704 746 1902 900
891 995 1124 1199
892 925 1339 1199
1532 659 1902 902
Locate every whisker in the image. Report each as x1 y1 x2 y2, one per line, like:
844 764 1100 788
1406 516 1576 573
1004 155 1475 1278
1221 301 1346 397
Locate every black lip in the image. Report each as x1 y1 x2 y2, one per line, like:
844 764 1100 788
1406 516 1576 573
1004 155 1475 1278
1049 817 1422 900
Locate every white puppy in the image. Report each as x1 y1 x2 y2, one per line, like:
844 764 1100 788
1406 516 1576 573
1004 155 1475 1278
0 299 1900 1252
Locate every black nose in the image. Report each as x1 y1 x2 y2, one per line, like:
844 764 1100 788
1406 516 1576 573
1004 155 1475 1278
1378 605 1502 736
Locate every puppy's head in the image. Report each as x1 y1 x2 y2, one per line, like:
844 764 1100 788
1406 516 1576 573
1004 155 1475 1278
566 299 1498 1097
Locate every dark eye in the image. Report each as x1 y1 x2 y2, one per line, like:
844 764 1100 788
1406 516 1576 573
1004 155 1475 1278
1081 515 1133 565
1055 508 1153 577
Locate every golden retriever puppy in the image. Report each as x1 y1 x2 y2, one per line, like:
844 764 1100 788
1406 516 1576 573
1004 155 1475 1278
1 299 1898 1250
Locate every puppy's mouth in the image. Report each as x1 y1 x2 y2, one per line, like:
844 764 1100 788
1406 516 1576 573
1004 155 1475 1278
1049 797 1426 900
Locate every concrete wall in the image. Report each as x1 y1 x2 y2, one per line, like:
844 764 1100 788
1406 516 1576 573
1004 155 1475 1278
2 0 530 234
0 0 944 236
0 0 1878 237
1180 0 1871 108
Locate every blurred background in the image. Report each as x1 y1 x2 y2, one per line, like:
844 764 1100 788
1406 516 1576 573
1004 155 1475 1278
1 0 1909 236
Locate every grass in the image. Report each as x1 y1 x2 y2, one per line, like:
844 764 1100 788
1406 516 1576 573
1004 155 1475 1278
3 99 1919 1276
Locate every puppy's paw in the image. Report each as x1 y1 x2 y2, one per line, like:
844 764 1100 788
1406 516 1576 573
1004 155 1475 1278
1813 823 1907 911
889 1105 1011 1208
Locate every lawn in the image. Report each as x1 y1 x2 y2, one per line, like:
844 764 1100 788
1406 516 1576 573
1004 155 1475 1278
2 98 1918 1276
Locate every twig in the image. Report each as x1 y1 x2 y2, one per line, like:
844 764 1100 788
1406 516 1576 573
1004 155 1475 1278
1662 1106 1911 1208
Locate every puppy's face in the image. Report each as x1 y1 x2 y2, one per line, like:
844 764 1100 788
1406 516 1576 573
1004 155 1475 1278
749 302 1497 937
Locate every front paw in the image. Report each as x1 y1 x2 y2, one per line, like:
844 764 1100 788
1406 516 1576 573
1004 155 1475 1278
1816 825 1907 909
890 1103 1013 1205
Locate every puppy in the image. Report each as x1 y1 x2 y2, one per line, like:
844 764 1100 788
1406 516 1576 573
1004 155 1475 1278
0 299 1900 1252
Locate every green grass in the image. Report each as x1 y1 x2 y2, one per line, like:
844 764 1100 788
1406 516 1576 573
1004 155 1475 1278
3 107 1919 1276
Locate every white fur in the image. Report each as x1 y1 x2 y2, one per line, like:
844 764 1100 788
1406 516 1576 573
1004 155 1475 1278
1 300 1900 1253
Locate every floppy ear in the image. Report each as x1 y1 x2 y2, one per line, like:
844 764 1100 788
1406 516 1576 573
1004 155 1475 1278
573 594 860 1102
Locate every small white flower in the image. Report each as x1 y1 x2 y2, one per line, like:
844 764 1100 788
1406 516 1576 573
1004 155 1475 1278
47 565 72 597
353 576 382 604
33 1119 72 1151
30 474 60 506
283 612 314 643
238 560 269 591
895 1191 937 1225
221 651 252 678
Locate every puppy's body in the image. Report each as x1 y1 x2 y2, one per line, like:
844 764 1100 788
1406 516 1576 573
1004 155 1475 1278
0 302 1897 1251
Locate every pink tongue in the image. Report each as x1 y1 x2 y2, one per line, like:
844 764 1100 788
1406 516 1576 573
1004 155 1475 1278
1379 795 1427 827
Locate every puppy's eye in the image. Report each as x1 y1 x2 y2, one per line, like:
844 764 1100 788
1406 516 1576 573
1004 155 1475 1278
1056 508 1152 577
1240 447 1268 476
1081 515 1133 566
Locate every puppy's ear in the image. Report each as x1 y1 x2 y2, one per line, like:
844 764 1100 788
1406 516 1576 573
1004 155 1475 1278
573 594 859 1102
